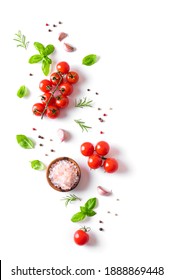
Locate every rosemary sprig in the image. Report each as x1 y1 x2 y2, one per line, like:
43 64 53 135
74 119 92 132
61 194 81 207
75 97 93 108
13 30 29 49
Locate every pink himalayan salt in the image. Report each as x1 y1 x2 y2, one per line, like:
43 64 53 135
48 160 80 191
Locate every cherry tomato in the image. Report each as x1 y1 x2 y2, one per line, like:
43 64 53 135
56 61 70 74
39 79 52 93
50 72 63 85
103 158 119 173
32 103 45 116
58 82 73 96
88 154 102 169
55 95 69 108
46 105 60 119
65 71 79 84
80 142 94 156
41 92 56 106
74 229 89 246
95 141 110 156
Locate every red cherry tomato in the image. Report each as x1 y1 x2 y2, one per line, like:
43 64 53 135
41 92 56 106
58 82 73 96
32 103 45 116
103 158 119 173
88 154 102 169
55 95 69 108
65 71 79 84
39 79 52 93
46 105 60 119
56 61 70 74
80 142 94 156
74 229 89 246
95 141 110 156
50 72 63 85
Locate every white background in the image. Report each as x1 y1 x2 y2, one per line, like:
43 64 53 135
0 0 174 279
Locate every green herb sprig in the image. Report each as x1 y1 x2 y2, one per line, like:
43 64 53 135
28 42 55 76
30 160 45 170
17 85 28 98
74 119 92 132
13 30 29 49
71 197 97 222
16 135 35 149
75 97 93 108
61 194 81 207
82 54 98 66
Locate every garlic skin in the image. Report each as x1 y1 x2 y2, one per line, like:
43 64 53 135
58 32 68 41
57 129 66 142
63 42 76 52
97 186 111 196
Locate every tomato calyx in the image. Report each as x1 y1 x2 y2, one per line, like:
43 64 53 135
80 226 91 232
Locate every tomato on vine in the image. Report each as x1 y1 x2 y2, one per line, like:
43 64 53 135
32 103 45 116
41 92 56 105
39 79 52 93
74 227 90 246
46 105 60 119
88 154 102 169
50 72 62 85
103 158 119 173
80 142 94 156
55 95 69 108
56 61 70 74
66 71 79 84
95 141 110 156
58 82 73 96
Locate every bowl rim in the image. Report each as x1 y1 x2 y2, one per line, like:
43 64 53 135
46 157 81 192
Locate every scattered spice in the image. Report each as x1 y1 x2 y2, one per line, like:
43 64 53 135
87 89 90 91
45 154 48 156
46 23 49 26
32 128 37 131
53 24 57 27
109 107 113 110
115 214 118 216
99 220 103 223
107 211 111 214
50 149 55 152
38 135 44 139
98 108 101 110
29 73 33 76
48 29 52 32
58 21 63 24
50 139 53 141
39 143 43 146
100 131 104 134
103 113 107 116
95 92 99 95
99 228 104 231
98 118 104 122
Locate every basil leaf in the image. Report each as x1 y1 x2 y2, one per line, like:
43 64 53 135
80 206 87 214
42 58 50 76
16 135 34 149
82 54 97 66
34 42 45 54
43 44 55 56
28 54 43 64
45 57 52 64
17 85 28 98
85 197 97 210
30 160 45 170
71 212 86 222
86 210 96 217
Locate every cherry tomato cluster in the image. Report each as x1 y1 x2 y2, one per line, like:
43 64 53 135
32 61 79 119
80 141 119 173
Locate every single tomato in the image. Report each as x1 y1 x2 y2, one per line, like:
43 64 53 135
80 142 94 156
39 79 52 93
88 154 102 169
55 95 69 108
58 82 73 96
74 229 89 246
56 61 70 74
32 103 45 116
65 71 79 84
41 92 56 105
46 105 60 119
103 158 119 173
95 141 110 156
50 72 63 85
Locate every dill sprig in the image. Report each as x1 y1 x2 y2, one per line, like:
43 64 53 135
74 119 92 132
61 194 81 207
75 97 93 108
13 30 29 49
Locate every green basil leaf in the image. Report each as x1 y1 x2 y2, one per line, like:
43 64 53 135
30 160 45 170
85 197 97 210
28 54 43 64
45 57 52 64
42 58 50 76
17 85 28 98
82 54 98 66
34 42 45 54
80 206 87 214
43 44 55 56
71 212 86 222
86 210 96 217
16 135 35 149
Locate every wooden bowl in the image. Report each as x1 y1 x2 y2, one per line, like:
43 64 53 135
46 157 81 192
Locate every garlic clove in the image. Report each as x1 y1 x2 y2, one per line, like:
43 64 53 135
63 42 76 52
58 32 68 41
97 186 111 196
57 129 66 142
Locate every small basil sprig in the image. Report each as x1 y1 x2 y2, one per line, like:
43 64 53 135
16 135 35 149
30 160 45 170
29 42 55 76
17 85 28 98
71 197 97 222
82 54 98 66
